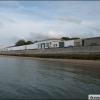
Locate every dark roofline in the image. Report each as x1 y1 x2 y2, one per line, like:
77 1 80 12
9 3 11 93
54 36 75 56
82 36 100 40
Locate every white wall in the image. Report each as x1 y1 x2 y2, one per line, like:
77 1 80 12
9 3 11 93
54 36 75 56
26 43 37 49
8 48 11 51
8 45 26 51
21 45 26 50
64 40 74 47
7 43 38 51
13 45 26 50
8 47 13 51
11 47 19 50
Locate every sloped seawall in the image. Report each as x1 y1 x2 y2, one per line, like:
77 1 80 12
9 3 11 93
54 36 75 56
0 46 100 60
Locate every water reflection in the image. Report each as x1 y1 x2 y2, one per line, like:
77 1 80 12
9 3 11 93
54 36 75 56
0 56 100 99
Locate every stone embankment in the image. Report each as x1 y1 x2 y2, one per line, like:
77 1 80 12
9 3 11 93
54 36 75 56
0 46 100 60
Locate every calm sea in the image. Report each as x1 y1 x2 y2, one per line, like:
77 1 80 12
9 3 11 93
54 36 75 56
0 56 100 99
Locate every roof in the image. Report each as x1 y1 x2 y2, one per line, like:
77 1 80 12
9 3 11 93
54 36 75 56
82 36 100 40
6 46 15 48
37 38 61 42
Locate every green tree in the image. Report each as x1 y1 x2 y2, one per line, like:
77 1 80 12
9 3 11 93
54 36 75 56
25 41 33 45
15 39 26 46
71 37 80 40
61 37 70 40
61 37 80 41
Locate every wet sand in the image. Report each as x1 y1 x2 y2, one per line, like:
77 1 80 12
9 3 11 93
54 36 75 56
0 55 100 67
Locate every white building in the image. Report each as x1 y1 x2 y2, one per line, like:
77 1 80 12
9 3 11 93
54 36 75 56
1 38 80 51
37 38 61 49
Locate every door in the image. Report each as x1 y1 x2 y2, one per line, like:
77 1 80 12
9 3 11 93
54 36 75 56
82 40 84 46
59 42 64 48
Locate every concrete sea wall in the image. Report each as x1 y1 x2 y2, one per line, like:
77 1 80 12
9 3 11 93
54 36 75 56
0 46 100 60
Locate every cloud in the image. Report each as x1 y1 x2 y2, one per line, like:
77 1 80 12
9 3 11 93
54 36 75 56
27 31 71 41
7 31 71 45
0 36 25 48
58 16 82 24
9 19 16 23
0 1 100 49
0 21 3 28
90 27 100 33
70 32 94 39
60 1 68 8
0 1 20 6
9 36 25 43
9 31 95 43
88 8 100 16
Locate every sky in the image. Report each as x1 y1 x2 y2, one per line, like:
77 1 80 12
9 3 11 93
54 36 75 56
0 1 100 48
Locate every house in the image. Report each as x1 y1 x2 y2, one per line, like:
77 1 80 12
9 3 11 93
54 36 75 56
37 38 61 49
74 37 100 47
82 37 100 46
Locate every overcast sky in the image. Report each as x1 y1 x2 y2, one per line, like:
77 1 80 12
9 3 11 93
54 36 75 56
0 1 100 48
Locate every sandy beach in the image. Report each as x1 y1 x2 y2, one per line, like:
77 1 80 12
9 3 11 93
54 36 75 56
0 55 100 67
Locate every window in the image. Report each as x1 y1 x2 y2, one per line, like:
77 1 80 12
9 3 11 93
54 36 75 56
46 42 49 47
38 44 39 48
45 43 47 47
40 44 41 48
46 43 49 47
53 44 57 47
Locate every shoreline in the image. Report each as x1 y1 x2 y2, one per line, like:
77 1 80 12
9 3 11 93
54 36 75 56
0 55 100 67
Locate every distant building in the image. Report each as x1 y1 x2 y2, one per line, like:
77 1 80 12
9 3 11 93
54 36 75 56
82 37 100 46
1 37 100 51
74 37 100 47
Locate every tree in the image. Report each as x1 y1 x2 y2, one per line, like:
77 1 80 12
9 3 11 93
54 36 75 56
71 37 80 40
25 41 33 45
61 37 70 40
15 39 26 46
15 40 34 46
61 37 80 41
